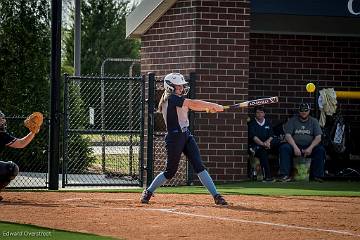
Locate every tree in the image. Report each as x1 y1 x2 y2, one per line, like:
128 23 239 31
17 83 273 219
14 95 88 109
0 0 50 115
63 0 140 75
0 0 50 172
62 0 141 174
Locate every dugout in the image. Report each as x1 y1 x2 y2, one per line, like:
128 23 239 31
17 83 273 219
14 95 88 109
321 108 360 180
127 0 360 184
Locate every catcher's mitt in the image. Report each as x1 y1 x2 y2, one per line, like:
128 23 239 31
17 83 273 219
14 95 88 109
24 112 43 134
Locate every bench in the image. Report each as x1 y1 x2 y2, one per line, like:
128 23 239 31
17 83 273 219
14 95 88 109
249 153 312 181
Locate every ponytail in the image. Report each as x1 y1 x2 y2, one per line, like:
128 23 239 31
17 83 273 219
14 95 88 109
158 90 171 112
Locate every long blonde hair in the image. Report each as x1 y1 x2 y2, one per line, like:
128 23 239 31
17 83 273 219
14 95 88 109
157 90 172 112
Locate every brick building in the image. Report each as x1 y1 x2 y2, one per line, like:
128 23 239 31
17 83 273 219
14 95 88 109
126 0 360 183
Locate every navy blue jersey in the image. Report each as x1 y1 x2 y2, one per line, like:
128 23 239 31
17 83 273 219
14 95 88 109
248 118 273 144
0 132 16 151
161 94 189 132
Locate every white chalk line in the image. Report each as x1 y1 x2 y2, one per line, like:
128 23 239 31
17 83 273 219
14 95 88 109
164 209 360 238
61 198 134 202
61 198 83 201
108 207 360 238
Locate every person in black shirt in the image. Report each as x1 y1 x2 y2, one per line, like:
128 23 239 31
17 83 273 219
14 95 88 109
248 106 278 182
0 110 39 201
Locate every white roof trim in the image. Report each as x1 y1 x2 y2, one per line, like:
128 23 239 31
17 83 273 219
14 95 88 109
126 0 177 39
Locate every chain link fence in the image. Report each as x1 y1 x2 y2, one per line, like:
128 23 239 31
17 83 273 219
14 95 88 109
5 73 195 189
1 117 49 188
63 74 145 187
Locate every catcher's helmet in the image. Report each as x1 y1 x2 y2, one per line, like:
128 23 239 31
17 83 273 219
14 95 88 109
163 73 189 95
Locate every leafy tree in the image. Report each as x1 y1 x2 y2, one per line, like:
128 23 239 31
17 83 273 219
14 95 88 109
62 0 141 174
66 81 97 173
63 0 140 75
0 0 50 173
0 0 50 115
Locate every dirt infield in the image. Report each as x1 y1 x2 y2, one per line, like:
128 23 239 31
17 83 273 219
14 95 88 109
0 191 359 240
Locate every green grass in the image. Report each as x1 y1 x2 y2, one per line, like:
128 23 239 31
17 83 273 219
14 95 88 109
215 181 360 196
86 133 140 174
58 181 360 197
82 134 140 143
0 221 117 240
94 154 139 165
8 181 360 196
92 153 139 173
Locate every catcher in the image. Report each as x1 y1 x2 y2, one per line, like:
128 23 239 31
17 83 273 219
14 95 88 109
0 111 43 201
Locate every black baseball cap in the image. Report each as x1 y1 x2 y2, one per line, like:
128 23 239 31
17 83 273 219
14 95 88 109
299 103 310 112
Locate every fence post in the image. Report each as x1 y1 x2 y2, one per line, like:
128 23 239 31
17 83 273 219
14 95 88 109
49 0 62 190
62 74 69 188
139 75 146 187
146 73 155 187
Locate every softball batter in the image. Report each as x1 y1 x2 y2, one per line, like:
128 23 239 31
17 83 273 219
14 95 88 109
141 73 228 205
0 111 39 201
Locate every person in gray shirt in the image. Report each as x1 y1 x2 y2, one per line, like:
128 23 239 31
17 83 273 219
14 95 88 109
279 103 325 182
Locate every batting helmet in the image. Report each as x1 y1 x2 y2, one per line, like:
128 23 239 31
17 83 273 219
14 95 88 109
163 73 190 95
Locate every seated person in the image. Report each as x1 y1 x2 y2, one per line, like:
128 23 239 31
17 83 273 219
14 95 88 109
248 106 279 182
279 103 326 182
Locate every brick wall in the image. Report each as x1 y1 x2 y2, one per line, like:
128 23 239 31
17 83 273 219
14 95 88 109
140 1 360 184
141 0 250 183
141 0 197 76
193 0 250 182
249 33 360 124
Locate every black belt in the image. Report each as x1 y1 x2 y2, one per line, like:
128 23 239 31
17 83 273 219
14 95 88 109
169 127 189 133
